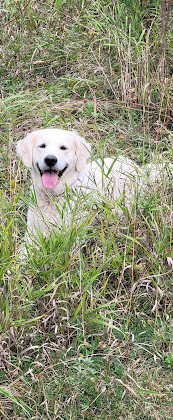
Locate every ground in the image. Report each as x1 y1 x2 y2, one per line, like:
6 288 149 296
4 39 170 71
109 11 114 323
0 1 173 419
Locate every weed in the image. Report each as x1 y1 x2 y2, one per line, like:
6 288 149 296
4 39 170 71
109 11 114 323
0 0 173 418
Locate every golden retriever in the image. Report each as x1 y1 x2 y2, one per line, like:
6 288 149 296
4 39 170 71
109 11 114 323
16 128 172 236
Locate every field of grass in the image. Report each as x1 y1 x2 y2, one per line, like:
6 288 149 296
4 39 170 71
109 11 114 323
0 0 173 418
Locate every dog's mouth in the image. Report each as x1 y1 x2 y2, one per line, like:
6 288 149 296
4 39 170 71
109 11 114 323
37 164 68 189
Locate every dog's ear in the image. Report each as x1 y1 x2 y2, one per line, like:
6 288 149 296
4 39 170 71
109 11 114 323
72 132 91 171
16 132 37 168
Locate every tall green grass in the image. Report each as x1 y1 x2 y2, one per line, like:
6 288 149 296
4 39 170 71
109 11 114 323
0 0 173 418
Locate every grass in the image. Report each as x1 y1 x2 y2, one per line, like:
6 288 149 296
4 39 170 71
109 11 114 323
0 0 173 418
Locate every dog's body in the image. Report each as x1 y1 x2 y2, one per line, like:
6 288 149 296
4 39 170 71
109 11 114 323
16 128 172 236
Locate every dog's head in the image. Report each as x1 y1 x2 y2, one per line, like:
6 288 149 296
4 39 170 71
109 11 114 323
16 128 91 190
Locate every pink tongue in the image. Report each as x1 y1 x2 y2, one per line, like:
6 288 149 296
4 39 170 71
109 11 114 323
41 172 58 189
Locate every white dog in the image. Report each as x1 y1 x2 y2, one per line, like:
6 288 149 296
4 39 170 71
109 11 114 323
16 128 172 236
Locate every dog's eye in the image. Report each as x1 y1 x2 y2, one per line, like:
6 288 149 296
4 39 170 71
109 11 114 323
39 144 46 148
60 145 68 150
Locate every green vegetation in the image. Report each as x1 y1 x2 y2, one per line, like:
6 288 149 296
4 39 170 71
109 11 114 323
0 0 173 418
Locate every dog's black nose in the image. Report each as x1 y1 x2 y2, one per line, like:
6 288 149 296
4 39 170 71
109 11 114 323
44 155 57 167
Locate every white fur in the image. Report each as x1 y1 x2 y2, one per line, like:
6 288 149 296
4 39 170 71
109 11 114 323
16 128 172 236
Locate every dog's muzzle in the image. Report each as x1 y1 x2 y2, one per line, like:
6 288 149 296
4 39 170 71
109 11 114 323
36 156 68 189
